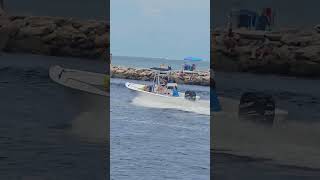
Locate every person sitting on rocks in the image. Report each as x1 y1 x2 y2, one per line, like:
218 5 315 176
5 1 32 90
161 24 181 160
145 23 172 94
223 28 237 54
251 35 272 60
191 64 196 71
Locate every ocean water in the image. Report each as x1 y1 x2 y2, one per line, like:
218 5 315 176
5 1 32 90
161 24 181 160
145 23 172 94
110 78 210 180
112 56 210 71
213 71 320 179
3 51 320 179
0 53 108 179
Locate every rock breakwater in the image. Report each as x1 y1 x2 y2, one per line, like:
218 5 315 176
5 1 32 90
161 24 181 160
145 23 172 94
111 66 210 86
0 13 109 59
213 28 320 76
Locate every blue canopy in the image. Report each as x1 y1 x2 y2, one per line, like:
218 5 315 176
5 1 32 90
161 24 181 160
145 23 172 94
184 57 203 61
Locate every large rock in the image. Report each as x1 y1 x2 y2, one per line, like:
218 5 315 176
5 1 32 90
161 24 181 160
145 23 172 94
273 45 292 60
0 14 109 59
18 26 54 37
94 34 108 48
281 34 313 46
295 45 320 61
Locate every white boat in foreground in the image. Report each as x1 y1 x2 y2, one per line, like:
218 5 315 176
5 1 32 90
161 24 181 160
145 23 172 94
125 67 201 103
49 65 109 97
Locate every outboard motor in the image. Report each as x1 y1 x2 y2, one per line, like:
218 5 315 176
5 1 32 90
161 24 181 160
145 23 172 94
238 92 275 126
185 90 197 101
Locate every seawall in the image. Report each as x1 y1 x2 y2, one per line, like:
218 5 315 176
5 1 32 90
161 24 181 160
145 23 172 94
111 66 210 86
213 28 320 77
0 13 109 59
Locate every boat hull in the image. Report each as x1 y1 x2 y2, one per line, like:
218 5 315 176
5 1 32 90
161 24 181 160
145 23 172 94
49 65 109 97
49 65 109 143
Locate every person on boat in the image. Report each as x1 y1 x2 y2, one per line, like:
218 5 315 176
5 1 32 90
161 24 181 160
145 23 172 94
172 86 179 97
158 85 166 94
160 78 168 86
143 85 152 92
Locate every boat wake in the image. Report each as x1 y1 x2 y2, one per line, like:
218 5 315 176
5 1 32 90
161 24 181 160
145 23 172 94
213 112 320 170
131 93 210 116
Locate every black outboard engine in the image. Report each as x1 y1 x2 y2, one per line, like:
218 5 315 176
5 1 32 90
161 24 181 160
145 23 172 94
238 92 275 126
185 91 197 101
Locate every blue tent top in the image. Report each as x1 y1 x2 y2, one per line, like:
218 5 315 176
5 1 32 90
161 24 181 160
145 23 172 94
184 57 203 61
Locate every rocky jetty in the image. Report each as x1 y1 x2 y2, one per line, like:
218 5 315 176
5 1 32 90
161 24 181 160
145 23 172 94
0 13 109 59
213 28 320 76
111 66 210 86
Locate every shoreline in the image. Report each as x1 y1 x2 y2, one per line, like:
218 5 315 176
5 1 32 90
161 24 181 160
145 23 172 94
111 65 210 86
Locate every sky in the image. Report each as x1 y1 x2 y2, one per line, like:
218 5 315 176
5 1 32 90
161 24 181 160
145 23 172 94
111 0 210 60
5 0 108 20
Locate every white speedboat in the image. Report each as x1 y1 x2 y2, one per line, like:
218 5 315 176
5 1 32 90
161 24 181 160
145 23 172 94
49 65 109 143
49 65 109 97
125 67 201 102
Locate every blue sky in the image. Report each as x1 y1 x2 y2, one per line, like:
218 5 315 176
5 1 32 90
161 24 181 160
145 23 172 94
111 0 210 60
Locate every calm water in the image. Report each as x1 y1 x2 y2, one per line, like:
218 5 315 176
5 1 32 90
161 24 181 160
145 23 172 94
0 53 108 179
112 56 210 71
110 78 210 179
